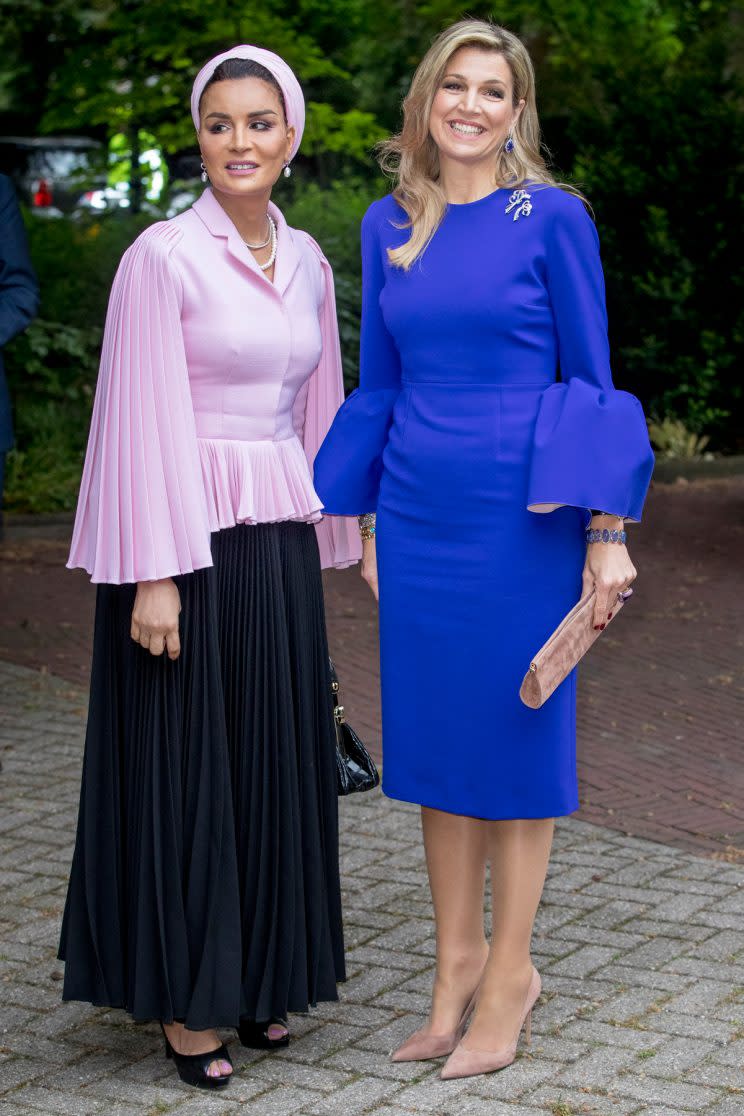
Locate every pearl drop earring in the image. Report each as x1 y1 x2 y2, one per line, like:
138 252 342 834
200 160 209 183
283 163 292 179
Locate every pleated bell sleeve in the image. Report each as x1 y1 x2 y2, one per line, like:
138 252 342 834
313 203 401 515
527 194 654 521
295 235 361 568
68 223 213 583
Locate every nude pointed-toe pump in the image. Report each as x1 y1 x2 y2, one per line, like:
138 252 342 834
391 981 481 1063
439 967 541 1080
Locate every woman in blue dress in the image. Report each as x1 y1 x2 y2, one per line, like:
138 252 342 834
315 19 654 1080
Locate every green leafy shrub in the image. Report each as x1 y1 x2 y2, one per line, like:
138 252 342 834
285 178 383 388
4 318 101 512
647 415 711 459
24 212 153 328
5 211 153 511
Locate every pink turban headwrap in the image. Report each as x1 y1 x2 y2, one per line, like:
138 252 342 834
190 45 305 162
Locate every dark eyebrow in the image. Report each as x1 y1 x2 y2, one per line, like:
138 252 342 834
205 109 279 121
444 72 506 86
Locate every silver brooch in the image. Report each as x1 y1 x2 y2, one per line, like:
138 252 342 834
505 189 532 221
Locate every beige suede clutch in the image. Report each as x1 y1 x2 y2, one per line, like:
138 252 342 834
519 588 632 709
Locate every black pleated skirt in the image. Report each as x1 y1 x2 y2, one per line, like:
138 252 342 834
58 522 345 1029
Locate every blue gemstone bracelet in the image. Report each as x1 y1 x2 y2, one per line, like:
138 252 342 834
586 527 627 544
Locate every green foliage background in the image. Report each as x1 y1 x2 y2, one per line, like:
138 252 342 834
1 0 742 510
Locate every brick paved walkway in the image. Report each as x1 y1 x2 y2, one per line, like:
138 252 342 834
2 477 742 857
1 660 744 1115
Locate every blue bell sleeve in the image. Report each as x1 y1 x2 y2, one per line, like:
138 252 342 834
527 193 654 522
313 202 401 514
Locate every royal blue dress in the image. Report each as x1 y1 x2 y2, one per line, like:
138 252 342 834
315 186 653 820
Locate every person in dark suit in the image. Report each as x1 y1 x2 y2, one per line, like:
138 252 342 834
0 173 39 524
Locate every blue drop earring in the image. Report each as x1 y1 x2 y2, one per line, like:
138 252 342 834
504 133 515 154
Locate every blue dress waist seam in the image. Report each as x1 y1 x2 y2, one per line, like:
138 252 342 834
399 378 555 389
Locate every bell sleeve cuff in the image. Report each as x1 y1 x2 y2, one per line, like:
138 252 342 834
313 387 399 515
67 223 213 584
527 378 655 522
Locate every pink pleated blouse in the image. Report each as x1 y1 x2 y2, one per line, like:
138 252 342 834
68 188 361 583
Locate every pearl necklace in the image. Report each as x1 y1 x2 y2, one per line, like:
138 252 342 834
243 217 271 250
246 215 277 271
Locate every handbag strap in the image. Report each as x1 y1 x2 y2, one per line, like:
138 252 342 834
329 658 348 758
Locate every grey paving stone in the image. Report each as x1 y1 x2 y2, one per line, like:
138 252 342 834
540 974 623 1003
710 1037 744 1065
687 929 744 962
421 1099 549 1116
372 989 431 1014
607 965 694 994
638 1010 733 1042
648 892 718 921
525 1084 644 1115
283 1021 369 1060
614 937 689 970
345 945 432 973
355 1015 431 1055
320 1045 429 1082
1 1085 107 1114
663 957 744 986
545 946 618 978
559 1018 673 1050
593 987 665 1024
550 923 647 951
685 1062 744 1090
638 1035 720 1077
188 1084 310 1115
519 1034 592 1063
463 1056 558 1100
342 965 407 1002
302 1076 403 1114
336 1109 417 1116
552 1043 640 1088
610 1071 723 1109
388 1076 473 1112
0 1057 45 1096
662 979 737 1016
320 1000 401 1030
703 1099 744 1116
232 1055 350 1093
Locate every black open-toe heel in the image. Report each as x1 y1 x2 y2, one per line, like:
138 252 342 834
160 1023 232 1089
237 1017 290 1049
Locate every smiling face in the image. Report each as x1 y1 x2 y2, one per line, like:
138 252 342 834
428 46 524 172
198 76 295 200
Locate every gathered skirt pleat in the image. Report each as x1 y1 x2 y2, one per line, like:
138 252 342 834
58 521 345 1029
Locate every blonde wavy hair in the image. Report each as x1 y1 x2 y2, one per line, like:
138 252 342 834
378 18 571 270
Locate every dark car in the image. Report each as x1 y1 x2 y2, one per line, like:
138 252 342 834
0 136 106 214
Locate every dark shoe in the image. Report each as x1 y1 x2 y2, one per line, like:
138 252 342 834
160 1023 232 1089
237 1017 290 1049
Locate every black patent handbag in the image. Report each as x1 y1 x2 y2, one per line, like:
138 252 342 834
329 658 380 795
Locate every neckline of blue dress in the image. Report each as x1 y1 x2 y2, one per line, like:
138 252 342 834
445 186 508 210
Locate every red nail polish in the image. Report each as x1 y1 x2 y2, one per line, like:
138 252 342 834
599 623 606 630
608 612 613 619
594 625 600 630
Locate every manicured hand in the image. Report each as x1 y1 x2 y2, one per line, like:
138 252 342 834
581 516 636 629
361 537 379 601
131 577 182 659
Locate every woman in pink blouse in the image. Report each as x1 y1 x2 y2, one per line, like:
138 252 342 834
59 46 359 1090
